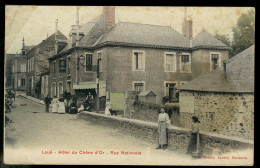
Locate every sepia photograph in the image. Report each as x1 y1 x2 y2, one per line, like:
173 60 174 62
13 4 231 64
3 6 254 166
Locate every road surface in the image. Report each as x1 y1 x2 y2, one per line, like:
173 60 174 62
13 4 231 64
4 95 252 165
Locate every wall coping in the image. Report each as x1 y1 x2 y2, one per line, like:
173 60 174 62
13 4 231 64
79 111 254 145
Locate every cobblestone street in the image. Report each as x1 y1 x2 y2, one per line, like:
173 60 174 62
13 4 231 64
4 95 252 165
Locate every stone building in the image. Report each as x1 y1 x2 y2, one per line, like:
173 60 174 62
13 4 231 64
9 38 34 91
26 29 67 98
48 7 230 110
5 53 16 88
178 45 254 140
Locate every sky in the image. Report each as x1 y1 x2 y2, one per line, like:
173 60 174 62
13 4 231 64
5 6 253 54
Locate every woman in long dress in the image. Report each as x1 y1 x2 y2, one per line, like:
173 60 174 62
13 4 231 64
51 96 59 113
57 98 66 114
105 99 111 115
156 107 171 150
187 116 200 155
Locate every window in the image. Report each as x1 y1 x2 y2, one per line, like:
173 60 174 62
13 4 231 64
31 58 34 71
164 81 178 102
180 53 191 73
52 83 57 98
67 56 71 75
133 81 145 92
210 52 221 71
59 59 66 75
165 52 176 72
58 82 63 98
133 51 145 71
86 54 93 71
21 78 26 86
53 61 56 78
22 50 26 55
21 63 26 72
12 65 15 73
97 51 102 72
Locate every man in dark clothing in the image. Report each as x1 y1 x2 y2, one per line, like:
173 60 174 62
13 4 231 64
44 95 52 112
70 100 78 114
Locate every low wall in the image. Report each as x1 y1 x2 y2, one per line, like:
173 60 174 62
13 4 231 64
124 91 181 126
179 91 254 140
78 112 253 155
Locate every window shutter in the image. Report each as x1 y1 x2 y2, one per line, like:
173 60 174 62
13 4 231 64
18 79 21 87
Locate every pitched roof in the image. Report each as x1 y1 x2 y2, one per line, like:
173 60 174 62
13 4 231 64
52 14 104 57
23 45 35 51
178 45 254 93
139 91 156 96
27 30 68 56
77 14 104 47
192 30 230 50
95 22 190 49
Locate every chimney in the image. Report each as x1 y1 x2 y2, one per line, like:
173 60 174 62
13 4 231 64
104 6 115 34
182 7 193 40
22 37 25 49
55 19 58 54
55 19 58 41
222 60 229 79
76 7 79 45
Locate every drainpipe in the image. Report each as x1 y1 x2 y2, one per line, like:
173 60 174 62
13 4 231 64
222 60 229 79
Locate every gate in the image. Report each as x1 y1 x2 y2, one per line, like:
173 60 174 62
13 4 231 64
110 92 125 111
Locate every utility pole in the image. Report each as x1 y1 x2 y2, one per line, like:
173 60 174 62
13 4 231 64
96 59 100 113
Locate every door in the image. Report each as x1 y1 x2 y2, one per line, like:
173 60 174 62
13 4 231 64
167 83 175 101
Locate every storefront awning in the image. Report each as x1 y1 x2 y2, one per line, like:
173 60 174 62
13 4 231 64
73 81 106 90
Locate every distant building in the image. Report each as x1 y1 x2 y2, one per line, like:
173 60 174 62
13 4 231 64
178 45 254 140
48 7 230 111
5 53 16 88
8 38 34 91
26 29 67 98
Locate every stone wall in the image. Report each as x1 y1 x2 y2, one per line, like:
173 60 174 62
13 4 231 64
179 91 254 140
78 112 253 155
124 91 181 126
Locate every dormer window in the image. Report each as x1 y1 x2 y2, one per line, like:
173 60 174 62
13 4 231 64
210 52 221 71
22 50 26 55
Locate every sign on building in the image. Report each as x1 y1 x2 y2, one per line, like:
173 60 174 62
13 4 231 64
179 96 194 113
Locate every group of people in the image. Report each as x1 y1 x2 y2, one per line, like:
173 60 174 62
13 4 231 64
43 92 95 114
156 107 201 156
44 95 78 114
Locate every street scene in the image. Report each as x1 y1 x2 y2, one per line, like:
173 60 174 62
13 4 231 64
4 6 254 166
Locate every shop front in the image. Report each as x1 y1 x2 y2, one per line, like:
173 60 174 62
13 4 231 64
73 81 106 111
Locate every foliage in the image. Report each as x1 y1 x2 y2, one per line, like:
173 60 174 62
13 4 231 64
231 9 255 57
215 34 231 47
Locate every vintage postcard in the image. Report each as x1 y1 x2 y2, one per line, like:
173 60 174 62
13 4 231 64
4 6 254 166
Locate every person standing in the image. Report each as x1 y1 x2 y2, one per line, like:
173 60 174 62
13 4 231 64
187 116 201 155
57 98 66 114
85 92 94 111
104 99 111 115
51 96 59 113
70 100 78 114
156 107 171 150
44 95 52 112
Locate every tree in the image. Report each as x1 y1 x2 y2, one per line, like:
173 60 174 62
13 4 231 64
231 9 255 57
215 34 231 47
